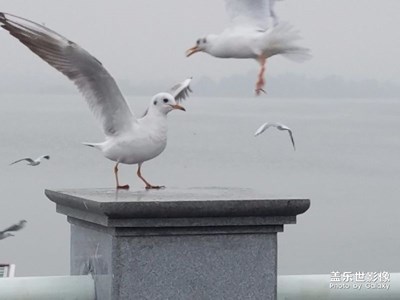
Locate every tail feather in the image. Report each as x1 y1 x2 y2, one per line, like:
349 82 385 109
281 47 312 62
264 22 312 62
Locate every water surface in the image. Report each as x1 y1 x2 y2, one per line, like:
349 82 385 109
0 94 399 276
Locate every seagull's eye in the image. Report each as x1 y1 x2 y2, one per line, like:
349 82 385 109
196 39 200 45
202 38 206 43
163 98 169 103
153 100 157 105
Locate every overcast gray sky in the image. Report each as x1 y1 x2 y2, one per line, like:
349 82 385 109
1 0 400 87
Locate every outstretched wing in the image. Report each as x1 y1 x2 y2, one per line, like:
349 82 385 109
287 130 296 150
168 77 193 103
10 158 34 165
254 122 276 136
0 12 136 136
224 0 280 31
1 223 21 232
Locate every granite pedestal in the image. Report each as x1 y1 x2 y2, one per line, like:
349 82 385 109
45 187 310 300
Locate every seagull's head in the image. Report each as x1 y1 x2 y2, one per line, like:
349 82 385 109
150 93 186 115
186 35 215 57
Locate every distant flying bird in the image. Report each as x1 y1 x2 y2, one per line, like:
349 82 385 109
0 232 14 240
186 0 310 95
0 220 26 240
0 13 192 190
0 220 27 233
10 155 50 166
254 122 296 150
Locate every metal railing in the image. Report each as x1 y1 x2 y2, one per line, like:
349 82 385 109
278 273 400 300
0 273 398 299
0 275 95 300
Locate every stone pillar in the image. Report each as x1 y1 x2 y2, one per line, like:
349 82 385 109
46 187 310 300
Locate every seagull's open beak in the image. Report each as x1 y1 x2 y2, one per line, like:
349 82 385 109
186 46 200 57
170 104 186 111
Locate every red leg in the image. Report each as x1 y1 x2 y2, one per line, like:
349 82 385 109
114 163 129 189
137 163 165 190
255 56 267 96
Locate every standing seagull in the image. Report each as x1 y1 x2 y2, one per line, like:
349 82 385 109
254 122 296 150
0 13 192 190
10 155 50 166
186 0 310 95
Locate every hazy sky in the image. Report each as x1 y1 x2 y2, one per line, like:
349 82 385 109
1 0 400 87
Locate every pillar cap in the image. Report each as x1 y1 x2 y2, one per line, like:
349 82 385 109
45 187 310 228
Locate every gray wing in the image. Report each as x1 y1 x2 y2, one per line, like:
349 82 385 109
10 158 34 165
168 77 193 103
275 122 296 150
224 0 280 30
1 223 21 232
0 13 136 136
287 130 296 150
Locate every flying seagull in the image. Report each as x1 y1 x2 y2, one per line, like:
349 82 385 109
0 220 26 240
0 13 192 190
0 220 27 233
254 122 296 150
10 155 50 166
186 0 310 95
